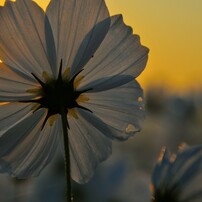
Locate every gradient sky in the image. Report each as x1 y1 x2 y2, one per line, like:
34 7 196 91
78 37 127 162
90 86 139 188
0 0 202 93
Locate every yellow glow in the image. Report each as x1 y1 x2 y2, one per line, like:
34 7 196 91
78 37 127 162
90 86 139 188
31 103 41 111
74 75 84 89
77 94 89 104
0 102 9 105
0 0 49 8
62 68 70 80
0 0 202 93
68 109 78 119
33 0 50 9
48 114 58 126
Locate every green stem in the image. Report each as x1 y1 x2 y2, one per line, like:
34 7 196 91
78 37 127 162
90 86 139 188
60 108 72 202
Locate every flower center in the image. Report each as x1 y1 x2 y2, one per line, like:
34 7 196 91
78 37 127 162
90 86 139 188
34 72 80 115
23 61 91 128
152 190 179 202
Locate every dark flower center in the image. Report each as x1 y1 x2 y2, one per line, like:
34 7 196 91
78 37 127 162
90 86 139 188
22 60 91 128
152 189 180 202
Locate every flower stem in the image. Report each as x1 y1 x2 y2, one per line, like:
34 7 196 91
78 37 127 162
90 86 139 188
60 108 72 202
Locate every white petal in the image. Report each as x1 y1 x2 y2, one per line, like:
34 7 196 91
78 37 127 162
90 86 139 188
77 15 149 91
152 148 171 190
0 0 56 77
0 102 33 137
0 109 59 178
169 146 202 189
0 62 38 101
79 75 134 93
152 145 202 197
67 109 112 183
46 0 110 76
79 80 145 140
172 145 202 172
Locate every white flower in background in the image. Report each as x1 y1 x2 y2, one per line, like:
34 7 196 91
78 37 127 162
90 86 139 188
0 0 149 183
151 144 202 202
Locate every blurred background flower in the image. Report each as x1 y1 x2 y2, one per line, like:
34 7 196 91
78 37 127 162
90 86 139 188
151 145 202 202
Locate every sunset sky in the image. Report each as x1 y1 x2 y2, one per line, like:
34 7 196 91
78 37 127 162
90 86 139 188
0 0 202 93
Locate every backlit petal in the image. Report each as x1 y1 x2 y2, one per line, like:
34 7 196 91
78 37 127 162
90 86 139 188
0 62 38 101
151 148 171 190
0 102 33 137
77 15 149 91
168 146 202 191
67 110 112 183
79 80 145 140
0 109 59 178
0 0 56 77
46 0 110 76
152 145 202 202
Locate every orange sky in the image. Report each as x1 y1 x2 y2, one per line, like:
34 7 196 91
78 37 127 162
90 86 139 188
0 0 202 93
106 0 202 94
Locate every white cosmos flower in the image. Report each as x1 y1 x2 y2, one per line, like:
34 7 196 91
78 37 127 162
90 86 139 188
0 0 149 183
151 144 202 202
